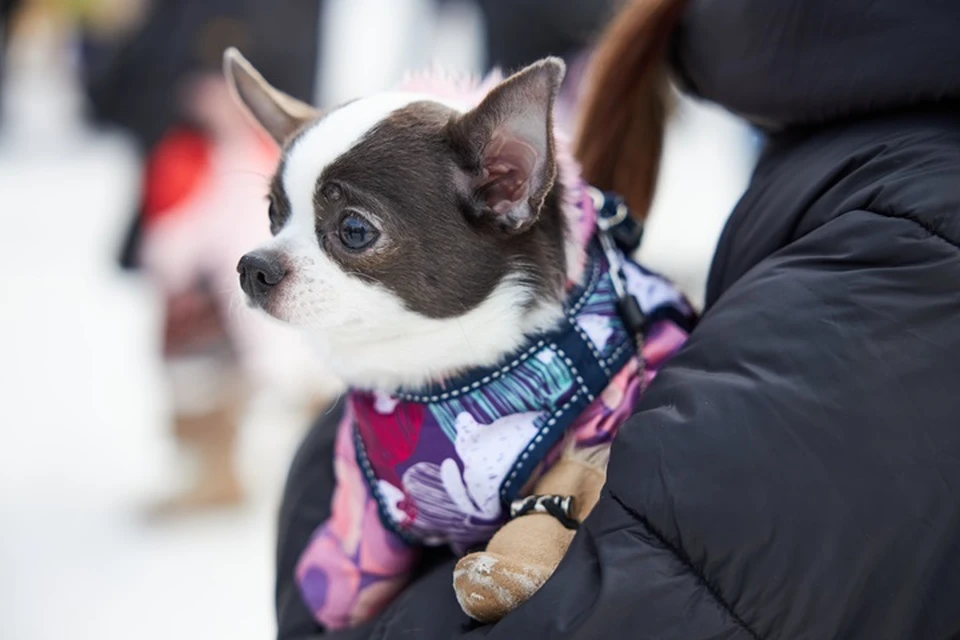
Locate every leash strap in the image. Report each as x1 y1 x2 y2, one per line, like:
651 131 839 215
509 494 580 530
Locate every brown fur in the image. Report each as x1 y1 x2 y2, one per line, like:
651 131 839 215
314 100 569 319
575 0 688 220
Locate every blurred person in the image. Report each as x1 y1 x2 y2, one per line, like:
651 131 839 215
79 0 321 265
76 0 335 515
271 0 960 638
138 68 335 514
0 0 146 86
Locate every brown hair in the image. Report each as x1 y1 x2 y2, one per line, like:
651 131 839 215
575 0 687 220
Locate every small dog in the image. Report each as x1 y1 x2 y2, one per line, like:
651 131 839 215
225 20 693 626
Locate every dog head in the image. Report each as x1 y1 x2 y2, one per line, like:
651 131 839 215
225 49 570 389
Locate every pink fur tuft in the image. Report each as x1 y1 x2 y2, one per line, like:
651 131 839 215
397 67 505 110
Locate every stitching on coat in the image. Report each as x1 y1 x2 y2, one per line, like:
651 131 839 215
858 207 960 251
608 491 764 640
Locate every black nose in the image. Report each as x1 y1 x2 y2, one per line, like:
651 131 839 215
238 252 287 306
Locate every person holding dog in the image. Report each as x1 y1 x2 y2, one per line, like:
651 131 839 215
274 0 960 638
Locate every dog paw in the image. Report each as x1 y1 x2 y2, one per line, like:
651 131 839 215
453 552 550 623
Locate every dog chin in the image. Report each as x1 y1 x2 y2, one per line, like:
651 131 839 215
243 292 286 323
261 300 341 331
315 298 565 391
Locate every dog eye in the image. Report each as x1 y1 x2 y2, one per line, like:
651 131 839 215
338 212 379 251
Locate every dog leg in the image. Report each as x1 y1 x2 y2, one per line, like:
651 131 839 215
454 443 608 622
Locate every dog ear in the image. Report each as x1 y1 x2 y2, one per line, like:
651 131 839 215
447 58 565 233
223 47 321 145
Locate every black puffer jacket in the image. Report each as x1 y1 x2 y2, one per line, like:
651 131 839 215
276 0 960 638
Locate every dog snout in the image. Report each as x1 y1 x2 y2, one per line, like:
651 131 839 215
238 251 287 306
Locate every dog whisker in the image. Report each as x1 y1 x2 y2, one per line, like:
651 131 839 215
341 269 380 287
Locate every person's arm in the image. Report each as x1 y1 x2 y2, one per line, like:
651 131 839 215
360 210 960 639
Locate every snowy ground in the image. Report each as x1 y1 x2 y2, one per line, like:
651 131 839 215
0 5 754 640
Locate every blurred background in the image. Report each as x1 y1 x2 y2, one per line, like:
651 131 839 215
0 1 757 638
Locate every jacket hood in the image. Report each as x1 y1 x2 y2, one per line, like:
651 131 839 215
671 0 960 130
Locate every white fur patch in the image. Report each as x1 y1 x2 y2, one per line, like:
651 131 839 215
310 273 563 389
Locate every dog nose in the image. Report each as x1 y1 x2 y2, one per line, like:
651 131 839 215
238 252 287 305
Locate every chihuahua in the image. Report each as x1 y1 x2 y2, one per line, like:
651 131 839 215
225 26 692 628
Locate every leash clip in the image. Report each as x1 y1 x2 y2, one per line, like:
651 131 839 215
587 186 644 254
589 187 648 343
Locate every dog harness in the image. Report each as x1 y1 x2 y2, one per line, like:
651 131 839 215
295 187 696 629
350 238 694 549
